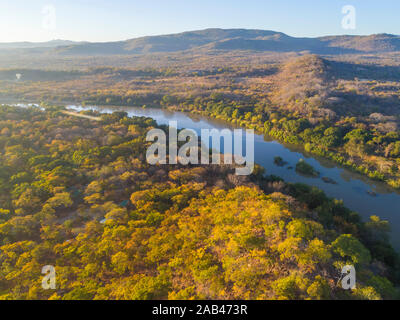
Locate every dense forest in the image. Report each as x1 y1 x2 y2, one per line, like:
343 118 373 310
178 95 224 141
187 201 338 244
0 105 399 300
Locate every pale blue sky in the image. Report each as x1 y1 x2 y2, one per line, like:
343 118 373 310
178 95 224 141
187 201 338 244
0 0 399 42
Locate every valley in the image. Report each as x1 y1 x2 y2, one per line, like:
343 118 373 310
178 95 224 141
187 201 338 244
2 27 400 300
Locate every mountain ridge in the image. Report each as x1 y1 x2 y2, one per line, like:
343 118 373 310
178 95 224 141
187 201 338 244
0 39 85 49
3 28 400 55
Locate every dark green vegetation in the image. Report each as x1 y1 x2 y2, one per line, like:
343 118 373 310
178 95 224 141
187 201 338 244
0 105 399 300
322 177 337 185
296 159 320 177
274 156 287 167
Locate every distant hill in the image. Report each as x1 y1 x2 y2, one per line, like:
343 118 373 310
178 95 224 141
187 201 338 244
0 40 83 49
3 29 400 55
319 33 400 53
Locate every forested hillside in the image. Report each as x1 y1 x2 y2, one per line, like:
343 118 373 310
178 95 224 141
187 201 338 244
0 105 398 300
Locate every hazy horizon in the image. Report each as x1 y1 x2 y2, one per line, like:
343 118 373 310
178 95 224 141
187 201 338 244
1 27 400 44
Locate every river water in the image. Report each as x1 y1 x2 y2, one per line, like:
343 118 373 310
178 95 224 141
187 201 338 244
7 103 400 250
